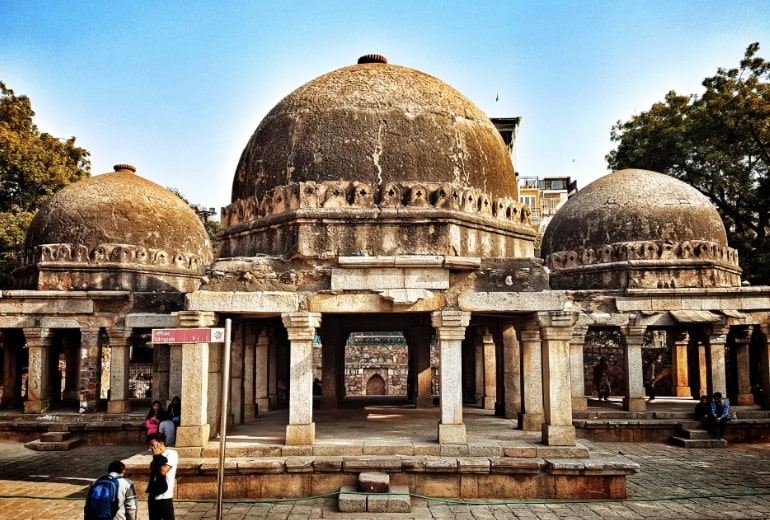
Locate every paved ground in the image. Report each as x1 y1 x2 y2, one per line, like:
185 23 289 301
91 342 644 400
0 439 769 519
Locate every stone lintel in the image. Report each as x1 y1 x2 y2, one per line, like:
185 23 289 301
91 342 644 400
186 290 299 313
0 315 33 328
331 267 449 291
126 313 177 329
1 290 129 299
22 299 94 314
338 255 447 268
459 291 566 312
39 318 82 329
309 292 445 313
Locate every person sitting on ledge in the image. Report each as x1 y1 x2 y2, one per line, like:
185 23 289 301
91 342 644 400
693 395 711 425
707 391 731 439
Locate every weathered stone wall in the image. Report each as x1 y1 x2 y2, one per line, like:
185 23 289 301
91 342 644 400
344 343 409 396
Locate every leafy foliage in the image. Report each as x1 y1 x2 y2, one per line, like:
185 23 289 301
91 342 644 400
0 82 90 288
607 43 770 284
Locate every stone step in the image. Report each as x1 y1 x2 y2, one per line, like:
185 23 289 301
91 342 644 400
39 431 72 442
338 484 411 513
680 428 711 440
669 436 727 448
24 436 83 451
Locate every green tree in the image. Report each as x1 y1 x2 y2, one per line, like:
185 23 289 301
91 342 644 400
607 43 770 285
0 81 90 288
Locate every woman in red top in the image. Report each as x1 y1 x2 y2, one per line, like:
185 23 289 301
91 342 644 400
145 400 162 442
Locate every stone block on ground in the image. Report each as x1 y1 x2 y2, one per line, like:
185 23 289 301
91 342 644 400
367 485 411 513
338 485 366 513
358 471 389 493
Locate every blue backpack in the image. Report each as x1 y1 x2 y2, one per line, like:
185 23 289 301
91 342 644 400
85 475 120 520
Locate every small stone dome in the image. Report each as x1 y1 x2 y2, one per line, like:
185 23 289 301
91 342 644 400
232 55 517 204
20 164 213 291
541 169 740 290
541 169 727 253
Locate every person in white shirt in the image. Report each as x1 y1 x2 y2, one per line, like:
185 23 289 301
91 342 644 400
147 432 178 520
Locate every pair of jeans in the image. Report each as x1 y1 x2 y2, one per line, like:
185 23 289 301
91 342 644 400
148 496 174 520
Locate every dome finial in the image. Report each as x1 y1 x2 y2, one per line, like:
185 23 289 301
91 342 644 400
358 54 388 64
113 164 136 173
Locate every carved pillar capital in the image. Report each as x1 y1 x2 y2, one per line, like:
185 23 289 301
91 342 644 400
175 311 217 328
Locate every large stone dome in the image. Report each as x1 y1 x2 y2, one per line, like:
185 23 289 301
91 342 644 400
218 55 534 261
19 164 213 291
541 169 740 289
232 54 518 203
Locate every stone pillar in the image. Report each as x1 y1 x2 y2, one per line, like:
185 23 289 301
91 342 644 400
432 310 470 444
23 327 52 414
501 322 521 419
174 311 216 448
404 325 434 409
62 334 79 401
623 324 647 412
539 312 576 446
697 339 708 399
319 317 344 410
107 328 132 414
473 331 483 406
268 330 278 409
255 328 270 417
482 330 496 410
77 328 101 412
153 341 170 405
243 323 257 420
282 312 322 445
518 326 544 431
760 325 770 411
668 330 692 398
168 344 183 406
707 324 729 397
733 327 753 405
569 325 588 412
1 333 20 409
230 323 244 425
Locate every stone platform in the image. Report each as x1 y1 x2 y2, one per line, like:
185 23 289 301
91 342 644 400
122 404 638 500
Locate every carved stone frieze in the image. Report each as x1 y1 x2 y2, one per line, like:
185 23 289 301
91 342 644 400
22 243 206 272
221 180 532 229
545 240 739 271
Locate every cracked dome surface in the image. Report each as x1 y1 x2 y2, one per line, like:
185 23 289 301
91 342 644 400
24 165 213 264
232 59 518 203
540 169 728 256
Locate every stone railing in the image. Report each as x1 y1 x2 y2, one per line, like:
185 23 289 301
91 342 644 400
222 180 531 229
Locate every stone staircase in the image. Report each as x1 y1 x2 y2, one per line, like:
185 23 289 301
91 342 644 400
669 424 727 448
24 425 82 451
338 471 411 513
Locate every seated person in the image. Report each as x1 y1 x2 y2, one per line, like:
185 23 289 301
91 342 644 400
693 395 711 424
706 391 731 439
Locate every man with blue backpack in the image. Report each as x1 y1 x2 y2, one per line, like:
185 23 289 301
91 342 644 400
84 460 138 520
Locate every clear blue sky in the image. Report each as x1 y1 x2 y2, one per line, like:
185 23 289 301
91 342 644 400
2 1 768 215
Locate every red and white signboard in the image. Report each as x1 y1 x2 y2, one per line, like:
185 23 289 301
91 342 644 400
151 327 226 344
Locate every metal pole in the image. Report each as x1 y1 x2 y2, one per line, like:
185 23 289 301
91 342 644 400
216 319 232 520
